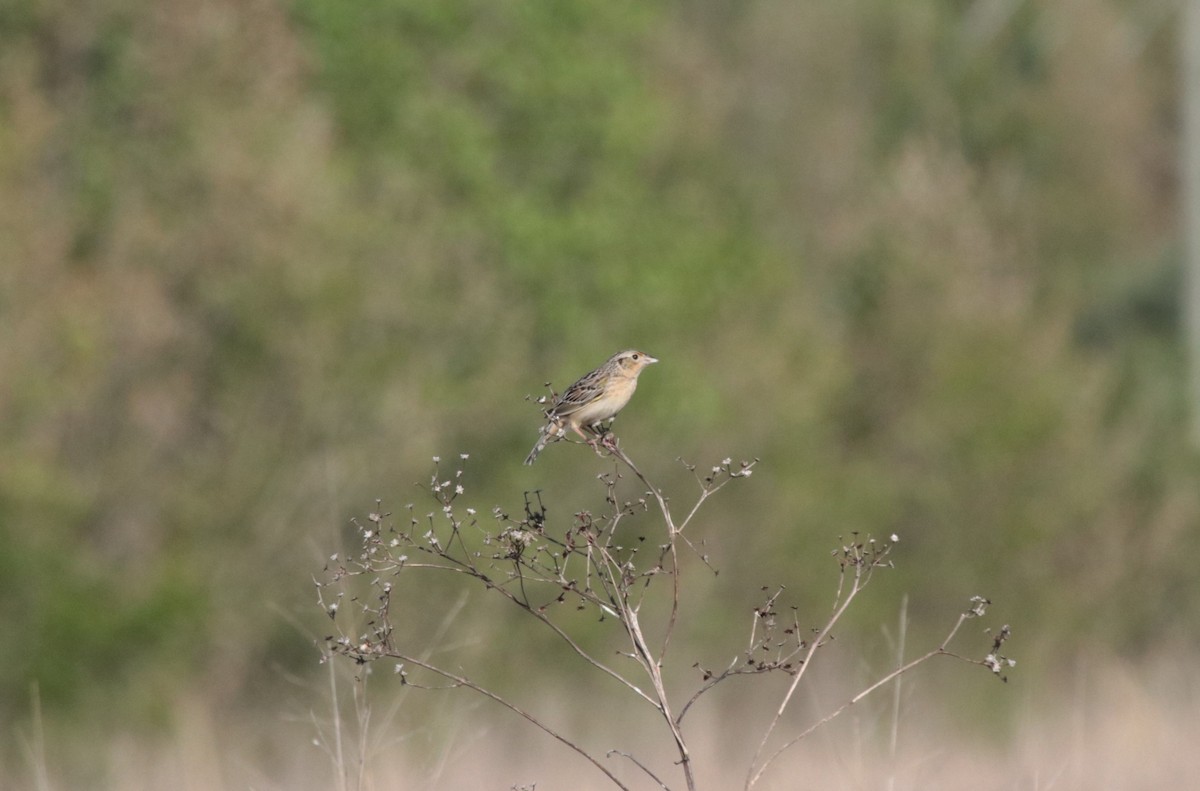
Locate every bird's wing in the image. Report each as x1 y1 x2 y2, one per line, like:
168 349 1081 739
550 369 609 417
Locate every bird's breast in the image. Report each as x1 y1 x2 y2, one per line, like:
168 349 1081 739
573 377 637 425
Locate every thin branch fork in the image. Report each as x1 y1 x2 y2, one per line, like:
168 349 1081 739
382 651 632 791
745 603 996 790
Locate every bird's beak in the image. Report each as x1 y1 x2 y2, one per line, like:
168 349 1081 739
644 355 659 364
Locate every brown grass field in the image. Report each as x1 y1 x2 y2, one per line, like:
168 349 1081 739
9 652 1197 790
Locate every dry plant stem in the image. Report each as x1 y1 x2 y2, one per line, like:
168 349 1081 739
607 750 671 790
887 595 908 791
329 662 348 791
323 453 1009 791
400 559 659 709
323 451 1011 791
352 673 370 791
316 653 373 791
746 608 980 790
324 450 810 791
608 445 682 659
616 602 694 791
676 589 803 725
745 557 872 790
386 651 632 791
591 442 749 790
608 444 734 653
607 444 696 791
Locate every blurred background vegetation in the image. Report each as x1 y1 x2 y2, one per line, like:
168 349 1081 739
2 0 1197 786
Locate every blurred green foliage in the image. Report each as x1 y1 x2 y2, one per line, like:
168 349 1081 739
0 0 1195 750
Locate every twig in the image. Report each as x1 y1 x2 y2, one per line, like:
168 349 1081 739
388 652 632 791
746 547 878 789
607 750 671 790
747 603 985 788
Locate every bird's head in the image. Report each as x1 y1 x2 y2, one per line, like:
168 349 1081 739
611 349 659 375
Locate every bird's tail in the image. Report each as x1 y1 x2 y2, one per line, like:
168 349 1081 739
524 431 547 465
524 420 564 465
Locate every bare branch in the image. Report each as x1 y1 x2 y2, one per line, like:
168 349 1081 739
318 448 1009 791
745 595 1007 789
606 750 671 790
386 652 631 791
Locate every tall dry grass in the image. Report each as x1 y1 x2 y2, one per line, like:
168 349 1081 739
7 653 1197 790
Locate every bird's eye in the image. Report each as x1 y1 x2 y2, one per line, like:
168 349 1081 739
632 353 639 360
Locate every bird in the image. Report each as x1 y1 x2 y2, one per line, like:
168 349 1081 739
524 349 659 465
